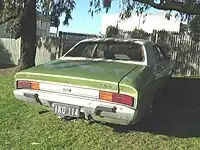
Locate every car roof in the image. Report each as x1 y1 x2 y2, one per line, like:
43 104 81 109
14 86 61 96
80 38 154 45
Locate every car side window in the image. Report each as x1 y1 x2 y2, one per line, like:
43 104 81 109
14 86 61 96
153 45 167 62
156 46 165 60
157 45 170 60
66 42 97 58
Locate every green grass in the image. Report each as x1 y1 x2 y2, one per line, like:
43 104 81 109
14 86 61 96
1 76 200 150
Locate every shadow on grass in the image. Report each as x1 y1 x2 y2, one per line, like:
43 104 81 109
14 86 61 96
109 77 200 138
0 40 15 69
0 64 16 69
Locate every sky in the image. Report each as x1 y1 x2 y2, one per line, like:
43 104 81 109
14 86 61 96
50 0 159 34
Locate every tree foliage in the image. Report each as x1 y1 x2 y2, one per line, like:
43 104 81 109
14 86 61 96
89 0 200 22
105 25 119 37
105 25 150 39
1 0 200 69
0 0 75 38
90 0 200 41
131 28 149 38
0 0 75 70
189 15 200 42
180 23 189 34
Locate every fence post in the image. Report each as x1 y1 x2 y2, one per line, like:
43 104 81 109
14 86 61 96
151 30 157 42
58 31 62 59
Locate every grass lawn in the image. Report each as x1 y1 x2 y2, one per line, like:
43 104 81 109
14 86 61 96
1 76 200 150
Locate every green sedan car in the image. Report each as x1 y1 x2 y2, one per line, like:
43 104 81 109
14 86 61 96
13 38 174 125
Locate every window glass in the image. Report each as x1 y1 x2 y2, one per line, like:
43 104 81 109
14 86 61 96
65 41 144 62
94 42 144 61
66 42 97 58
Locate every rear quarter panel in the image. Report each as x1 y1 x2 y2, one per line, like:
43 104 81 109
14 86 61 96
119 65 157 121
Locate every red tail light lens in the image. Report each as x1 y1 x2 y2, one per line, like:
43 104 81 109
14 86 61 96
99 91 134 107
17 81 31 89
17 81 40 90
112 93 133 106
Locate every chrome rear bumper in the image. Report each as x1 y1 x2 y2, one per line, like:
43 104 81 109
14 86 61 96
13 89 138 125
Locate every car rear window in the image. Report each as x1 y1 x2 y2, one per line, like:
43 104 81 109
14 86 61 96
65 41 144 62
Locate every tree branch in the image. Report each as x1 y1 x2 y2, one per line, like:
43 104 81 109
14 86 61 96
135 0 200 15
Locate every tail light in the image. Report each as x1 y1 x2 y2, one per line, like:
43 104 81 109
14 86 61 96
31 82 40 90
99 91 133 107
17 81 31 89
17 80 40 90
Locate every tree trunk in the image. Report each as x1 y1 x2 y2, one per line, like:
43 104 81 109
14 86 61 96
18 0 36 70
